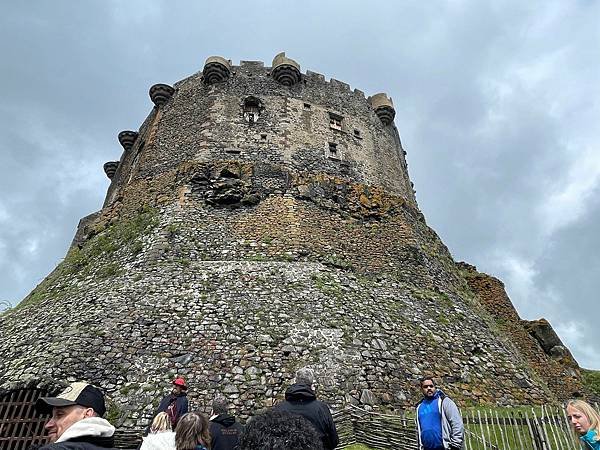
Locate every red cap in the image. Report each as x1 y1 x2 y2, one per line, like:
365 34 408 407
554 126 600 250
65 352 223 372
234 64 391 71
172 377 187 390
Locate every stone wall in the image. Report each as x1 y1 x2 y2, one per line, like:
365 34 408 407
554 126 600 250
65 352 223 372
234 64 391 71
459 262 583 400
105 59 415 210
1 164 555 427
0 55 583 430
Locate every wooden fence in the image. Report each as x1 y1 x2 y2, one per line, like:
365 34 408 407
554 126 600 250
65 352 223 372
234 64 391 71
461 405 584 450
335 404 593 450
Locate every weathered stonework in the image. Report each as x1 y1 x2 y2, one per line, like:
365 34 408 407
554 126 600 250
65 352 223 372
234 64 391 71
458 262 584 399
0 54 585 428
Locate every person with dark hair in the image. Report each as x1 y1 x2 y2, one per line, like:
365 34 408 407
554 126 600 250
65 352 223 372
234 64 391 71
174 412 211 450
208 398 244 450
153 377 189 430
32 382 118 449
239 410 323 450
415 376 464 450
273 368 338 450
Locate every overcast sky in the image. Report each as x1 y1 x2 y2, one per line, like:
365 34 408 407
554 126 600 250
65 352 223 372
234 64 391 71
1 1 598 369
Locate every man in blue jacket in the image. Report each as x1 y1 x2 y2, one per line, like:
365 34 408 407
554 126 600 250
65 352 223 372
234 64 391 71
415 376 464 450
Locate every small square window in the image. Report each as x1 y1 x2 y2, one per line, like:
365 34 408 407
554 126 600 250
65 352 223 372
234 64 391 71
304 103 311 110
329 113 343 131
260 134 267 141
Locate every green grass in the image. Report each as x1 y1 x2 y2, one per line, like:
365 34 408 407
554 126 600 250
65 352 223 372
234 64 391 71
405 405 572 449
96 262 123 279
581 368 600 397
322 254 354 270
13 206 158 310
311 273 343 299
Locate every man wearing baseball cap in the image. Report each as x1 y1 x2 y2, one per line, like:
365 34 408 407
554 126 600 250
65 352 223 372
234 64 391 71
34 381 118 449
151 377 189 430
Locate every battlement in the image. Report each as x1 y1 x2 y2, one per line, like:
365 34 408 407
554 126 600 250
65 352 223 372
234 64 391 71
173 57 373 107
104 52 411 210
239 60 265 68
192 54 379 104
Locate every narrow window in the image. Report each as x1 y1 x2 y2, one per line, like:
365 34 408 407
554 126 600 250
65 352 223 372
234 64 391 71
328 142 339 159
354 129 361 138
243 97 261 124
329 113 343 131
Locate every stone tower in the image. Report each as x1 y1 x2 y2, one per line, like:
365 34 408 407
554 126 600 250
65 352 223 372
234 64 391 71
0 53 583 428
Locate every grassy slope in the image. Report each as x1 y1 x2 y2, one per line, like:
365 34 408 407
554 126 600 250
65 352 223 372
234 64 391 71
581 368 600 397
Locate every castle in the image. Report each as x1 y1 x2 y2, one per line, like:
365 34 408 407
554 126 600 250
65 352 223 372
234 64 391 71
0 53 584 429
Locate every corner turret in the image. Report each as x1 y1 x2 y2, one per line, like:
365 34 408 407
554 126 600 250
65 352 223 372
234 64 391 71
369 93 395 125
149 84 175 107
203 56 232 84
117 130 138 152
103 161 119 179
271 52 301 86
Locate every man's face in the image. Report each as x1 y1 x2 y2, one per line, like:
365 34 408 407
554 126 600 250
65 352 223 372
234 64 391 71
45 405 89 442
172 385 183 395
421 380 437 398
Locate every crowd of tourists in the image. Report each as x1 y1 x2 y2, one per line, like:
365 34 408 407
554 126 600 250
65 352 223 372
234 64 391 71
27 370 600 450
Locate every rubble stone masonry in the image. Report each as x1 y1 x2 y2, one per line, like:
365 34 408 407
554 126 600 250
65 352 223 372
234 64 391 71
0 55 583 428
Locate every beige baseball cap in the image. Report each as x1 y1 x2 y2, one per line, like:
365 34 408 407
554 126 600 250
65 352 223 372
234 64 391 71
36 382 106 416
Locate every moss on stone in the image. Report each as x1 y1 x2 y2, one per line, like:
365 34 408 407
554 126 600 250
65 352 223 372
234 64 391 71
97 262 123 279
581 368 600 397
311 273 343 299
322 254 354 271
14 207 158 310
105 401 124 426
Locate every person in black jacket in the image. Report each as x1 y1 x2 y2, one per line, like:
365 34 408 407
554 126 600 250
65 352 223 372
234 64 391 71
208 398 244 450
31 381 118 450
273 368 339 450
240 410 323 450
153 377 189 430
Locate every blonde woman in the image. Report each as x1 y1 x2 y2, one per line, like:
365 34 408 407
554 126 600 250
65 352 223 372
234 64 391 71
566 399 600 449
140 412 176 450
175 412 211 450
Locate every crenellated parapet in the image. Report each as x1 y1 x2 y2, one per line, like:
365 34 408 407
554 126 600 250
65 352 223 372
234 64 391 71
270 52 301 86
202 56 232 84
369 93 396 125
149 84 175 107
107 52 416 208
